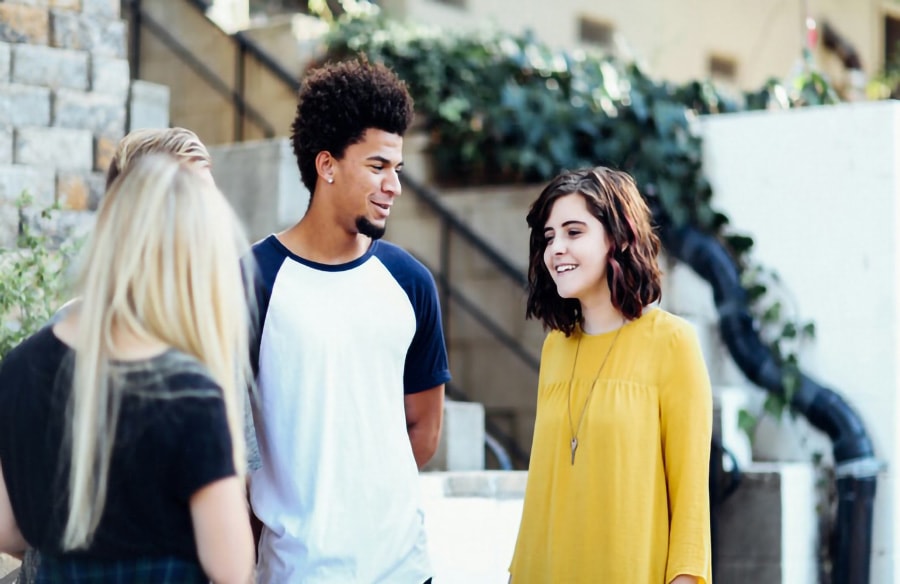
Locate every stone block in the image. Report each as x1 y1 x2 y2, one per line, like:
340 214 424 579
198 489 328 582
716 462 818 584
15 127 92 171
56 171 86 210
81 0 118 18
208 138 308 241
438 470 527 498
0 42 9 83
94 132 116 173
0 164 55 208
424 400 486 472
50 9 125 57
0 126 10 164
90 54 129 98
21 206 95 246
3 1 79 8
128 80 169 131
50 0 82 9
56 170 104 211
0 84 51 127
12 44 88 90
0 4 49 45
53 88 126 136
0 197 15 248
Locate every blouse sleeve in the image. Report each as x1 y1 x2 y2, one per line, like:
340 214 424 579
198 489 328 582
659 324 713 584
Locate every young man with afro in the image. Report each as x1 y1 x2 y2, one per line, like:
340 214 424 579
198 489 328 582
248 58 450 583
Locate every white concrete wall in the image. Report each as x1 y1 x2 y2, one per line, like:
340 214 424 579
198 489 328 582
695 100 900 584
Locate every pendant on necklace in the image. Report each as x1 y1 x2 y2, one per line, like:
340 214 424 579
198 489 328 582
570 437 578 465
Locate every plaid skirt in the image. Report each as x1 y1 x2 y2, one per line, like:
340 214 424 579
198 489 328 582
34 554 207 584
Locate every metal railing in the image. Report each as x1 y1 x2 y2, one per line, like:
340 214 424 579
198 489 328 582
412 243 538 468
125 0 299 141
402 174 541 468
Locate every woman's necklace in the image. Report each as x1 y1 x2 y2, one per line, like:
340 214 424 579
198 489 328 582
567 319 625 465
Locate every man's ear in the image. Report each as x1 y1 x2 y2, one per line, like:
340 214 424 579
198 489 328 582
315 151 335 184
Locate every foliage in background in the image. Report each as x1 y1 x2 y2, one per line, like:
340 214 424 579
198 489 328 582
868 38 900 101
316 8 833 427
0 194 74 358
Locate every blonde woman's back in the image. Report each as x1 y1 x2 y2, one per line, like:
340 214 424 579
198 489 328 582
0 328 228 581
0 156 255 583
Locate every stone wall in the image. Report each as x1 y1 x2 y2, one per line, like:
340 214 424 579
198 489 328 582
0 0 134 245
0 3 171 577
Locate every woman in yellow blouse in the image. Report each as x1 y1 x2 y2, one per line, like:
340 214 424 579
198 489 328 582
509 167 713 584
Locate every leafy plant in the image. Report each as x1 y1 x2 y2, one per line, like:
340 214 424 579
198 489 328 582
316 9 832 427
0 193 75 358
868 40 900 100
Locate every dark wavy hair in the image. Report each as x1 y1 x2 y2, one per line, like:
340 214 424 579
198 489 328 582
290 56 414 197
525 167 662 335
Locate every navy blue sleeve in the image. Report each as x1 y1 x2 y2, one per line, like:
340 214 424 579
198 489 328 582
375 242 451 394
247 236 286 378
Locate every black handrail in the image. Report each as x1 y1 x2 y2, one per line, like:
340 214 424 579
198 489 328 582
186 0 304 90
400 176 543 467
412 250 538 468
401 175 528 289
435 269 540 373
126 0 277 138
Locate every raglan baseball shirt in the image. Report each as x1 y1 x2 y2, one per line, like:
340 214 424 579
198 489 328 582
249 235 450 583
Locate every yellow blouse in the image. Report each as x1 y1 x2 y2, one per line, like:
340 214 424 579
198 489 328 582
510 308 713 584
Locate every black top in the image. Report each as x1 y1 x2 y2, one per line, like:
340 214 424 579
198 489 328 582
0 326 236 561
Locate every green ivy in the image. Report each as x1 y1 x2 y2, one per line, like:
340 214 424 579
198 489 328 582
0 194 75 359
316 10 836 428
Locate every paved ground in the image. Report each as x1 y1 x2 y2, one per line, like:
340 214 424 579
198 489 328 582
0 554 19 582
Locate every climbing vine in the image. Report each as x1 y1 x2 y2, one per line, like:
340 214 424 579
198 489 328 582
0 194 74 359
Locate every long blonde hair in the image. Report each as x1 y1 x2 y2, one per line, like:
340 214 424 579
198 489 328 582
62 155 252 550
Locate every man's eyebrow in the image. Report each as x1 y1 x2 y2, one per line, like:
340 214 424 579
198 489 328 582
366 155 403 166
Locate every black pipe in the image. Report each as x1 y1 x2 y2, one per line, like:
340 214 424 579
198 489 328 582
656 217 880 583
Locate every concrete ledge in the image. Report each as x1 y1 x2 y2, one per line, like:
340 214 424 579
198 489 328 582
718 462 818 584
423 400 486 472
127 80 169 131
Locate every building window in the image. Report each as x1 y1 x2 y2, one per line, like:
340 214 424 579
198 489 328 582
708 54 738 82
885 14 900 67
578 16 615 49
